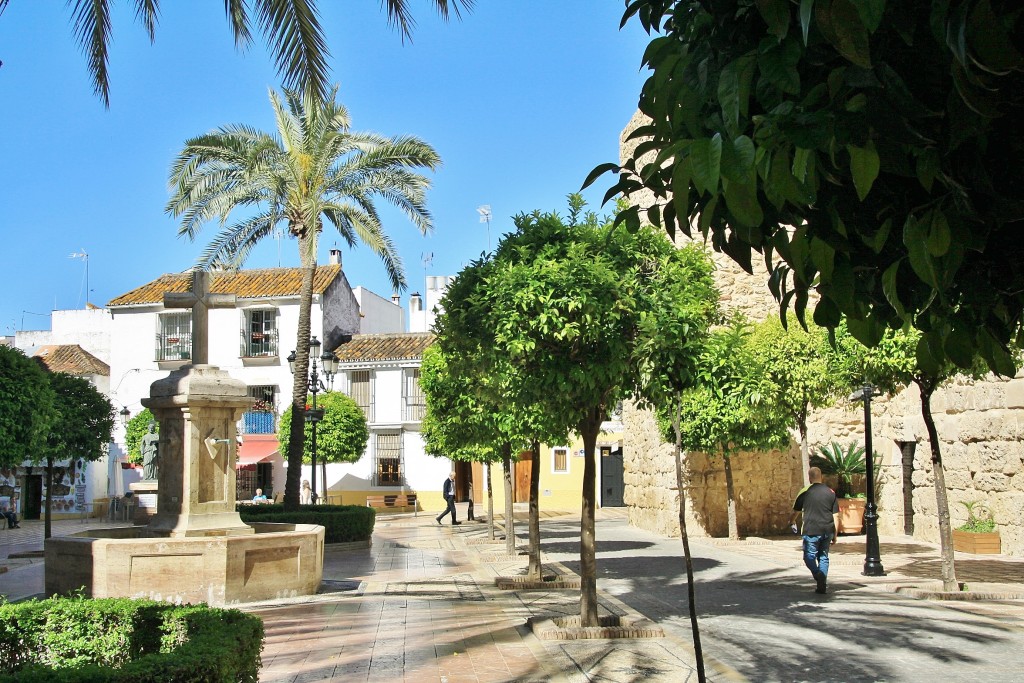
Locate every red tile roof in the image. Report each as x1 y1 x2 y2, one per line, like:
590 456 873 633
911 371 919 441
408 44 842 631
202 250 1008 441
107 265 343 307
333 333 434 363
32 345 109 376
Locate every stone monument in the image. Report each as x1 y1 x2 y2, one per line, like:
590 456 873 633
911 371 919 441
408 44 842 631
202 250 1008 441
46 271 324 605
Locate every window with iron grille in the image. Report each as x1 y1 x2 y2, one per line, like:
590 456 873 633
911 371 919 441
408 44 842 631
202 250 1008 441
403 368 426 421
349 370 373 421
375 432 402 486
157 312 192 361
242 309 278 357
553 447 568 473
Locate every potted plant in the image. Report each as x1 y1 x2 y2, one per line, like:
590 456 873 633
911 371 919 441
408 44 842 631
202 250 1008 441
952 501 1000 554
812 441 867 533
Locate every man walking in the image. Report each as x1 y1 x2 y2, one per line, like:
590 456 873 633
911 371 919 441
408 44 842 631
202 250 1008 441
436 471 461 526
790 466 839 594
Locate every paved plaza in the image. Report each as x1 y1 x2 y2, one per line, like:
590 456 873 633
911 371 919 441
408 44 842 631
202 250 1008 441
2 508 1024 682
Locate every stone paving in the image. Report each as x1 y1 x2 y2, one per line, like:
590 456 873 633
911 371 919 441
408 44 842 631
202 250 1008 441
2 510 1024 682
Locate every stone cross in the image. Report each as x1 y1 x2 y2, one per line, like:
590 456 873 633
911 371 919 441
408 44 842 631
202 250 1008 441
163 271 236 365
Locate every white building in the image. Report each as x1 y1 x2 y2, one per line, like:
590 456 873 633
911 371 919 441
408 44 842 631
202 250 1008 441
408 275 454 333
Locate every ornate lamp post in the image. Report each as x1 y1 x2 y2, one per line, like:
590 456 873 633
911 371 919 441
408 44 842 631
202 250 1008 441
849 383 885 576
288 336 338 504
119 406 131 426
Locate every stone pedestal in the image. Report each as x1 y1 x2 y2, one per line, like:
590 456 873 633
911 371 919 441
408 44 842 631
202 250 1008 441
142 364 253 537
129 481 158 526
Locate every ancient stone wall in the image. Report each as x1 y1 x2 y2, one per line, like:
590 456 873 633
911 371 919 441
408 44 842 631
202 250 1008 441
620 111 1024 556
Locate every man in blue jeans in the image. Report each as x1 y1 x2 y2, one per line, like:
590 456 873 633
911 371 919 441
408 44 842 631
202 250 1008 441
791 467 839 594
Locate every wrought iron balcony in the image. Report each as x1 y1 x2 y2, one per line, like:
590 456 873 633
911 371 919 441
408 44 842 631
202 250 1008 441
156 333 192 361
241 328 279 358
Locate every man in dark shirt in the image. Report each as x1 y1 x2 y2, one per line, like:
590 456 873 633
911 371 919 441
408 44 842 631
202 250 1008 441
791 467 839 594
436 471 461 526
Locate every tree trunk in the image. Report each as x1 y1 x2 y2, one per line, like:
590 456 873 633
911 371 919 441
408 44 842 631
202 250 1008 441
44 456 53 540
673 395 706 683
724 453 738 540
579 406 602 627
502 444 515 557
527 439 542 581
486 459 495 541
799 413 810 487
285 238 316 511
918 379 958 591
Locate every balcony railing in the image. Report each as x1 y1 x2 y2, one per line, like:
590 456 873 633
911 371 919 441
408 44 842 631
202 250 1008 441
156 333 192 361
242 411 277 435
241 329 279 358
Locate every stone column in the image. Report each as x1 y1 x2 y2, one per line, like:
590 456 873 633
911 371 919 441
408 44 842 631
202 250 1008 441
143 365 253 537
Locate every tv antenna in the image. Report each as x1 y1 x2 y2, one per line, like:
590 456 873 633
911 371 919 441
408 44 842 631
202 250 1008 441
477 205 492 251
69 249 89 308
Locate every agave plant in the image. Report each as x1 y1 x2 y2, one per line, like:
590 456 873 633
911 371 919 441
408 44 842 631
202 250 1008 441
811 441 866 498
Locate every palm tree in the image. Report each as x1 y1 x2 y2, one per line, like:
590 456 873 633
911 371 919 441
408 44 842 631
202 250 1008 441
10 0 473 107
166 85 441 509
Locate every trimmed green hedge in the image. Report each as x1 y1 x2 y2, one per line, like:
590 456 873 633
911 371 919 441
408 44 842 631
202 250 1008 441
0 596 263 682
236 504 375 544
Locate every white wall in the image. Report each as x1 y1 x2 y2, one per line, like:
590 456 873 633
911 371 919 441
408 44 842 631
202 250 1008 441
352 287 404 334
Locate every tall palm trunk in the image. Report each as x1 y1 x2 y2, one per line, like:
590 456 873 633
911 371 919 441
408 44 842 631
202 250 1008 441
798 410 810 487
673 395 705 682
917 377 958 591
579 405 602 627
502 443 515 556
724 452 738 540
285 233 317 510
527 439 542 580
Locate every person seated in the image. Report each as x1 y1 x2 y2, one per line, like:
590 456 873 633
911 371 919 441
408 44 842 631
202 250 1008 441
252 488 268 503
1 504 19 529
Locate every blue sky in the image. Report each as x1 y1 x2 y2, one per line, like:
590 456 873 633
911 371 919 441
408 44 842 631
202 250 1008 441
0 2 652 333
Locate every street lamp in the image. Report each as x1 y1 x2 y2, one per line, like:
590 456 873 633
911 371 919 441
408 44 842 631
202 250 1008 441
849 383 885 576
119 406 131 426
288 336 338 504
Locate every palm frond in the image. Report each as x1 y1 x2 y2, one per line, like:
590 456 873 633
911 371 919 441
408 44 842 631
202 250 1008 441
383 0 474 42
254 0 330 101
68 0 114 107
223 0 252 48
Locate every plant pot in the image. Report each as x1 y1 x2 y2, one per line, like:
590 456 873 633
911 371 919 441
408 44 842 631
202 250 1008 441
837 497 866 534
952 529 1001 554
121 463 138 470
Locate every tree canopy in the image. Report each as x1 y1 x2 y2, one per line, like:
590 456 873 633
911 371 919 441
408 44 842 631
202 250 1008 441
278 392 368 465
599 0 1024 378
43 373 116 464
125 407 158 465
0 346 55 467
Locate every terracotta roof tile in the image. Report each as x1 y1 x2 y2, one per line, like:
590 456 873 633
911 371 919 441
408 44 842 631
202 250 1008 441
32 345 109 376
107 265 343 307
333 333 434 363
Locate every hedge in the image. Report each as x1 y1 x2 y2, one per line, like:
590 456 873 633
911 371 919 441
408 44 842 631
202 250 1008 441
0 596 263 682
236 504 375 544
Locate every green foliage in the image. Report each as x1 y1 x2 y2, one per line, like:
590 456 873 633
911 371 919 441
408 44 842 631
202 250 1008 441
957 501 996 533
236 503 375 543
748 318 860 431
0 595 263 681
663 315 791 457
811 441 866 498
277 392 368 465
0 346 56 467
43 373 115 465
419 345 506 464
125 409 158 466
601 0 1024 378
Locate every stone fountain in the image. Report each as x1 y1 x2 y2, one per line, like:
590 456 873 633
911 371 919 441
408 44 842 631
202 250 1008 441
45 272 323 605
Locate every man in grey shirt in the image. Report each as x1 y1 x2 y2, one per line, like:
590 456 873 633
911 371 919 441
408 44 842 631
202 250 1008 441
791 467 839 594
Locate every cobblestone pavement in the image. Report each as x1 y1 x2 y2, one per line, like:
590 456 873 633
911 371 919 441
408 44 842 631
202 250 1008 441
2 511 1023 682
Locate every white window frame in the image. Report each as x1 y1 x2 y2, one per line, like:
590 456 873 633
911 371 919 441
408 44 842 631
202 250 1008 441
346 369 374 422
157 312 191 361
402 367 426 422
374 431 403 487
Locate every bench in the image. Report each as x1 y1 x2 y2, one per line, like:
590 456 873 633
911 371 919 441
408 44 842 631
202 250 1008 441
366 494 418 516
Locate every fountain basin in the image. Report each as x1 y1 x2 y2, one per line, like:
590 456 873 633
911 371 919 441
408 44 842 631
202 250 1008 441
45 522 324 606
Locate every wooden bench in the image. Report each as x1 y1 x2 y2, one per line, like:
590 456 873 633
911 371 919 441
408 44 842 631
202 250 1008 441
366 494 418 516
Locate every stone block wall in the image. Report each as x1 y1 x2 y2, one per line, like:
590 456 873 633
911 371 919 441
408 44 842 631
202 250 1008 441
620 110 1024 556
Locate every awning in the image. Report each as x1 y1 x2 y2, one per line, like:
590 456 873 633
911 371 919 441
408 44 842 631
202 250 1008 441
236 438 279 466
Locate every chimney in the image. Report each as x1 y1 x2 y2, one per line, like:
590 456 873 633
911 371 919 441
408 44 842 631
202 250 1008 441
391 292 401 305
410 292 423 314
329 249 342 266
